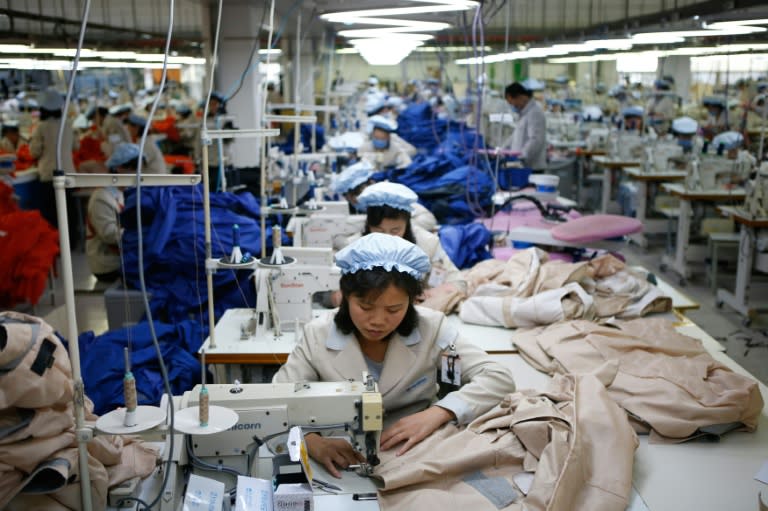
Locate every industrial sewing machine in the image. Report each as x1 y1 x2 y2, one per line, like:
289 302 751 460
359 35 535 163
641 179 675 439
685 154 753 191
249 246 341 336
643 140 684 173
157 378 383 510
744 163 768 218
585 126 610 151
609 131 645 161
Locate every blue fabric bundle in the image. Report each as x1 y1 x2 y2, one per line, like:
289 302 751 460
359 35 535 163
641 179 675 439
439 223 493 269
396 102 447 153
78 320 205 415
121 185 270 322
278 124 326 154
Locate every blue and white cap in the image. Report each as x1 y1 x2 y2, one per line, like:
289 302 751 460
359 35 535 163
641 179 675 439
40 88 64 111
106 143 142 170
521 78 545 91
328 132 365 153
366 96 387 116
671 116 698 135
621 106 644 117
335 232 431 279
712 131 744 151
109 103 132 116
367 114 397 134
581 105 603 121
126 114 147 128
702 95 727 108
333 160 374 194
356 182 417 212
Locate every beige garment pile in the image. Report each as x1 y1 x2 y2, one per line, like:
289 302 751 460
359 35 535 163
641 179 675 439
514 317 764 442
373 374 637 511
0 312 159 510
457 248 671 327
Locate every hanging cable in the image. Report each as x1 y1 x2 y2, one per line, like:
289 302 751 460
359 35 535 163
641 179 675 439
130 0 177 508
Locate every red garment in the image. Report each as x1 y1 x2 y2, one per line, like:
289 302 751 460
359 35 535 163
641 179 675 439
0 181 17 214
0 202 59 307
75 132 107 167
14 144 35 171
151 115 180 143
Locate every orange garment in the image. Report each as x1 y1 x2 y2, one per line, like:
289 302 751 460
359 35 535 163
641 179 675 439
151 115 180 143
75 128 107 167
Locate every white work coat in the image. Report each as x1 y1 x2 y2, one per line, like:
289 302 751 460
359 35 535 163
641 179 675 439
359 138 413 170
101 115 130 157
86 187 123 275
29 118 78 181
505 99 547 170
139 136 168 174
273 306 516 425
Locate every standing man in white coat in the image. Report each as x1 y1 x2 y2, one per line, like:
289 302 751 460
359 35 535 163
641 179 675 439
504 82 547 173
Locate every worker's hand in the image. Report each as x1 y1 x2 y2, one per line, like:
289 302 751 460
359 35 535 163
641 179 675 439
304 433 365 479
380 406 455 456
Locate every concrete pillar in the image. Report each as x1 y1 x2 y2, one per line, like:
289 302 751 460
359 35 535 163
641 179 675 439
212 3 264 167
663 55 691 103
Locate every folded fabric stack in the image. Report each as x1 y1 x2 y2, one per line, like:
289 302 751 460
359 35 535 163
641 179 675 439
0 312 158 510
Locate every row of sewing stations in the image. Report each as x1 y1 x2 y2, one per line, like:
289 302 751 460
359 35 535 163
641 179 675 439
102 83 768 510
186 135 767 510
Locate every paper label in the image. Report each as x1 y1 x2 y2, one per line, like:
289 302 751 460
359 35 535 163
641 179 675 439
235 476 273 511
183 474 225 511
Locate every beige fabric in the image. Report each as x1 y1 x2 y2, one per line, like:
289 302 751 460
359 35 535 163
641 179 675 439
86 187 124 275
29 118 78 181
0 312 74 410
419 282 466 314
514 318 764 442
274 306 516 426
374 374 637 511
458 249 672 328
101 115 130 157
0 313 160 510
411 201 438 232
413 225 463 286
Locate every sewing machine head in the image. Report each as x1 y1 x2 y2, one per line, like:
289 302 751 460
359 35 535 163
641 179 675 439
181 379 383 474
685 154 746 191
253 247 341 333
744 163 768 218
647 141 684 172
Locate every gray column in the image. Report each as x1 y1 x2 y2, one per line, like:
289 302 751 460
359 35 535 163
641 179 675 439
664 55 691 104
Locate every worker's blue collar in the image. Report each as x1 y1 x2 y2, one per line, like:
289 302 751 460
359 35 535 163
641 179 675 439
326 320 422 350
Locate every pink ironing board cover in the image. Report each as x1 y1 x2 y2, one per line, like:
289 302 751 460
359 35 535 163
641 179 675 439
550 214 642 243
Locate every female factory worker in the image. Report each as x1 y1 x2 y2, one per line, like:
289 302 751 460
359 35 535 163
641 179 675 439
357 181 459 287
334 162 438 232
273 233 515 477
29 88 79 234
86 143 139 282
359 115 413 170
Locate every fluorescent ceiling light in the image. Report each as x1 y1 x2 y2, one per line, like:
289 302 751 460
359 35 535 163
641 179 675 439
258 49 282 55
352 37 424 65
335 48 359 54
630 33 685 44
415 45 491 52
584 38 634 50
321 1 477 21
338 28 438 38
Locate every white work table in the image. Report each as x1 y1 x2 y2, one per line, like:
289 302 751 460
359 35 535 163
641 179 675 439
660 183 746 285
715 206 768 325
592 155 643 214
622 167 688 248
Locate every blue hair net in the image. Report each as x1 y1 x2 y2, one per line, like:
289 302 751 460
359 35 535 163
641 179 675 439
712 131 744 151
333 160 374 194
356 182 417 212
107 143 141 170
335 232 431 279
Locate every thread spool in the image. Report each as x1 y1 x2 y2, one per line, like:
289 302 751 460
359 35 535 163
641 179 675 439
199 349 208 427
123 347 138 427
272 225 282 249
199 388 209 427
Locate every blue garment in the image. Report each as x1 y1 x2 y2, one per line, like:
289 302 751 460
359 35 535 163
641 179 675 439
78 320 206 415
438 223 493 269
277 124 326 154
396 102 447 153
121 185 282 322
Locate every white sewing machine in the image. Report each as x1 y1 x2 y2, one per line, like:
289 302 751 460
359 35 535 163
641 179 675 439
744 162 768 218
251 246 341 336
609 131 645 161
685 154 750 191
156 379 383 510
644 141 684 173
182 379 382 473
585 127 610 151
